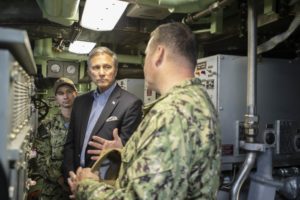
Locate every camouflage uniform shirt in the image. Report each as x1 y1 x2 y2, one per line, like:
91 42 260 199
77 78 221 200
34 112 69 199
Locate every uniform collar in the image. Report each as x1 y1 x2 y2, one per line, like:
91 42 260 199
142 78 201 116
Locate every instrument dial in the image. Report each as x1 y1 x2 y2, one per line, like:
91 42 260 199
66 65 76 74
50 64 61 73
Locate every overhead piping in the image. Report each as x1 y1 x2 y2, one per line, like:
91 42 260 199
257 4 300 54
34 38 144 64
182 0 234 24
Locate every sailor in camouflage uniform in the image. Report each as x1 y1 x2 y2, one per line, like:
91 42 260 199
71 22 221 200
32 77 78 200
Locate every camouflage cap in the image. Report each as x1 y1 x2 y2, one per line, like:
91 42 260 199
54 77 77 94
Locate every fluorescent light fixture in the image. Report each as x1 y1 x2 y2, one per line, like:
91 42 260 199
69 40 96 54
80 0 129 31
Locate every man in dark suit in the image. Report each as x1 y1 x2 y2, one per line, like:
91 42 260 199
63 47 142 179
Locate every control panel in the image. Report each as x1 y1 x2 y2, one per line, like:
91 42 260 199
195 56 218 107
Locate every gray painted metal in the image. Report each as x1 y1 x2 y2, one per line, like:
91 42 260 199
0 32 37 199
197 54 300 169
248 148 281 200
0 27 36 75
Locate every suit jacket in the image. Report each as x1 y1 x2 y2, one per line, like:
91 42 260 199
63 84 142 178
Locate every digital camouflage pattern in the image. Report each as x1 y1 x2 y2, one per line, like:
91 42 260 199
77 78 221 200
32 112 69 200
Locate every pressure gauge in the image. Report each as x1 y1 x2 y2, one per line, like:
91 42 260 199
50 63 61 73
66 65 76 74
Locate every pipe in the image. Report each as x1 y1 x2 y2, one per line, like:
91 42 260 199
159 0 199 7
183 0 234 24
246 0 257 116
231 152 256 200
257 6 300 54
231 0 258 199
43 38 53 57
33 39 43 57
247 148 280 200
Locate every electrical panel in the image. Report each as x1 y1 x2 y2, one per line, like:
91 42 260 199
0 27 37 200
117 79 144 102
196 55 300 170
195 56 218 106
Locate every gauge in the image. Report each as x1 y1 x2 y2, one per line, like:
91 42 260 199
66 65 76 74
50 64 61 73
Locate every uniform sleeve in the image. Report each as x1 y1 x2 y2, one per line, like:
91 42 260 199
76 109 193 200
77 179 129 200
34 123 52 179
76 131 176 200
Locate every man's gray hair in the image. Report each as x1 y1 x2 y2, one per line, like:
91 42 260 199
88 46 118 68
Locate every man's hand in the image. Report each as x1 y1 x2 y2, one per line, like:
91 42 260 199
87 128 123 160
68 171 78 199
76 167 99 181
68 167 100 199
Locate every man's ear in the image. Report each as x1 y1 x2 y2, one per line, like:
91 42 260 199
114 67 118 78
154 45 164 68
87 68 91 77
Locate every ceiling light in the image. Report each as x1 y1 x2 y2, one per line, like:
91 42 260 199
80 0 129 31
69 40 96 54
